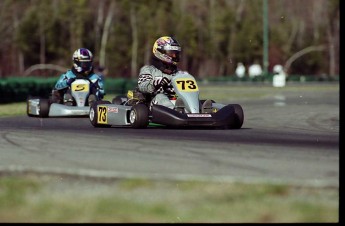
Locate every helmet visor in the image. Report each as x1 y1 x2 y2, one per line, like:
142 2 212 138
165 50 180 63
78 61 92 71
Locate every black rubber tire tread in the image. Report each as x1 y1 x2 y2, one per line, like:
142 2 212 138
39 99 50 118
230 104 244 129
130 104 149 129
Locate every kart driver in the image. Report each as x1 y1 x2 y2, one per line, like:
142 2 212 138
51 48 105 106
137 36 180 109
137 36 212 111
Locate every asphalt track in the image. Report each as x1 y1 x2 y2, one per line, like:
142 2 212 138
0 83 339 187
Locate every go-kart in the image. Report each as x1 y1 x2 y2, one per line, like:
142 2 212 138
27 78 96 118
89 71 244 129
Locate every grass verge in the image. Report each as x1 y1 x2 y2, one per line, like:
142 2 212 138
0 174 339 223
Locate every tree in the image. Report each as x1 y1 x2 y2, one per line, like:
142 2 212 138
0 0 339 78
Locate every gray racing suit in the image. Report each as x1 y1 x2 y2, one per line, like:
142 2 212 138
137 65 176 109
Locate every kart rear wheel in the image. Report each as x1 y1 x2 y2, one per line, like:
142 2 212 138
89 100 112 128
39 98 50 118
230 104 244 129
129 104 149 129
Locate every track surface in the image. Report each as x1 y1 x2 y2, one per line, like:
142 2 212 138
0 84 339 187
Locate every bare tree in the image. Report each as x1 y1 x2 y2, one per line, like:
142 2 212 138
284 45 326 74
227 0 244 75
130 3 138 78
38 3 46 65
326 1 339 76
95 0 105 57
100 1 115 67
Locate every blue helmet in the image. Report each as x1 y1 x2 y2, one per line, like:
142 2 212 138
72 48 93 75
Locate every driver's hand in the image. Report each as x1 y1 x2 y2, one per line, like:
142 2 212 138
66 78 76 86
90 81 99 89
159 77 170 87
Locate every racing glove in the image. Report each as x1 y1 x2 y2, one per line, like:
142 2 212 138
90 81 100 92
90 81 102 98
95 91 104 99
154 77 170 89
66 78 76 86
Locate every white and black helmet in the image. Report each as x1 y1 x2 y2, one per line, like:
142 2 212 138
72 48 93 75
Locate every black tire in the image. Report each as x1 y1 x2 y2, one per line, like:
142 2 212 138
112 96 128 105
39 99 50 118
129 104 149 129
89 100 112 128
230 104 244 129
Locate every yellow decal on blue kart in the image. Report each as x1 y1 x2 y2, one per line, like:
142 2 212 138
72 84 89 92
97 105 108 124
175 79 199 92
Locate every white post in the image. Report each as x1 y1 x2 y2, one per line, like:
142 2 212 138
272 65 286 87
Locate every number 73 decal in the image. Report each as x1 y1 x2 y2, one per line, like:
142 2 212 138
175 79 199 92
97 106 108 124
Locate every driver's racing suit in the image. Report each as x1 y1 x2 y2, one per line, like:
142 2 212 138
137 65 177 109
52 68 105 104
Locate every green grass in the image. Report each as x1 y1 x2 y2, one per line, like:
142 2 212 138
0 175 338 223
0 102 27 117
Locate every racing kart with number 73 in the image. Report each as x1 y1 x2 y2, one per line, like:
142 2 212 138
89 71 244 129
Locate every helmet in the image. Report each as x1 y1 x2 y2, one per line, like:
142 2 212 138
72 48 93 75
152 36 181 65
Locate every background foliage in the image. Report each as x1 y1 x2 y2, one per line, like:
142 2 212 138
0 0 339 79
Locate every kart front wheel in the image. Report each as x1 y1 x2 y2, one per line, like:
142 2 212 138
39 98 50 118
230 104 244 129
129 104 149 129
